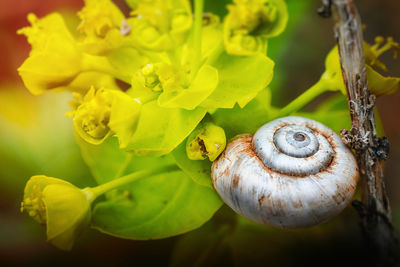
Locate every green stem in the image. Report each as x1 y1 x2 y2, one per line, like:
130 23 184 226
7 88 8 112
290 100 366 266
205 40 225 66
84 164 179 203
273 80 328 119
113 154 133 180
192 0 204 75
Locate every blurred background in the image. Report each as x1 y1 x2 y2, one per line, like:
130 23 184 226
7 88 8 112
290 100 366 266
0 0 399 266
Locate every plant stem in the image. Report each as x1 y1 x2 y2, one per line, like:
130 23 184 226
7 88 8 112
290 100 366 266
273 80 327 119
322 0 398 265
85 164 179 202
192 0 204 75
205 41 225 66
113 154 133 180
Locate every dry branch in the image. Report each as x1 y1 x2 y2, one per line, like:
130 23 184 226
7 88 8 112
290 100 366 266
319 0 398 265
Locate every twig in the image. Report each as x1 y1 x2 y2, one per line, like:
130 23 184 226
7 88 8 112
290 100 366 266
318 0 398 265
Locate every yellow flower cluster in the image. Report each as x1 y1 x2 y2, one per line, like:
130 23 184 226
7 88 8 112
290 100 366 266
16 0 281 251
18 0 195 148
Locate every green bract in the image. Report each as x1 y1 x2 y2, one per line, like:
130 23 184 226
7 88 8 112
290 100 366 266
76 137 222 239
131 63 219 110
119 102 207 156
201 52 274 109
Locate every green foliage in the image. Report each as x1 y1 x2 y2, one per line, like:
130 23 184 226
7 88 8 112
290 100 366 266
172 142 213 188
121 102 207 156
15 0 398 250
211 88 276 138
76 136 222 239
202 52 274 108
92 169 221 239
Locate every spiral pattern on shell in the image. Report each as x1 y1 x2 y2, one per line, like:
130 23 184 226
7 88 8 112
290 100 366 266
211 116 359 228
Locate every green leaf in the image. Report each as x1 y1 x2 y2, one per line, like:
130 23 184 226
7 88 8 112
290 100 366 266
91 168 222 240
76 135 179 184
201 52 274 109
211 88 277 138
172 142 213 188
76 136 222 239
76 136 130 184
122 101 207 156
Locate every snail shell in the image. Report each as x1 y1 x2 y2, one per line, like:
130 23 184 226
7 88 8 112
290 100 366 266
211 116 358 228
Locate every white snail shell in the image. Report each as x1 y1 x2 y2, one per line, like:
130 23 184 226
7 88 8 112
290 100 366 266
211 116 359 228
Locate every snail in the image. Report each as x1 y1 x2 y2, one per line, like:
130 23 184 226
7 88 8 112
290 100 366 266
211 116 358 228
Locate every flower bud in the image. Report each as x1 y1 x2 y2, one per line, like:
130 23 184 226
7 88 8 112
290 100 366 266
186 122 226 161
21 176 92 251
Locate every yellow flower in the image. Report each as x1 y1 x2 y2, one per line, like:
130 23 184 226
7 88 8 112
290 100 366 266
133 63 183 93
224 0 287 56
131 62 218 110
186 122 226 161
17 13 82 95
70 87 142 146
364 36 400 96
77 0 128 55
21 175 93 251
128 0 192 51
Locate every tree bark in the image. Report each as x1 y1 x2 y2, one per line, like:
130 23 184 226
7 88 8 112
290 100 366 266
319 0 398 265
